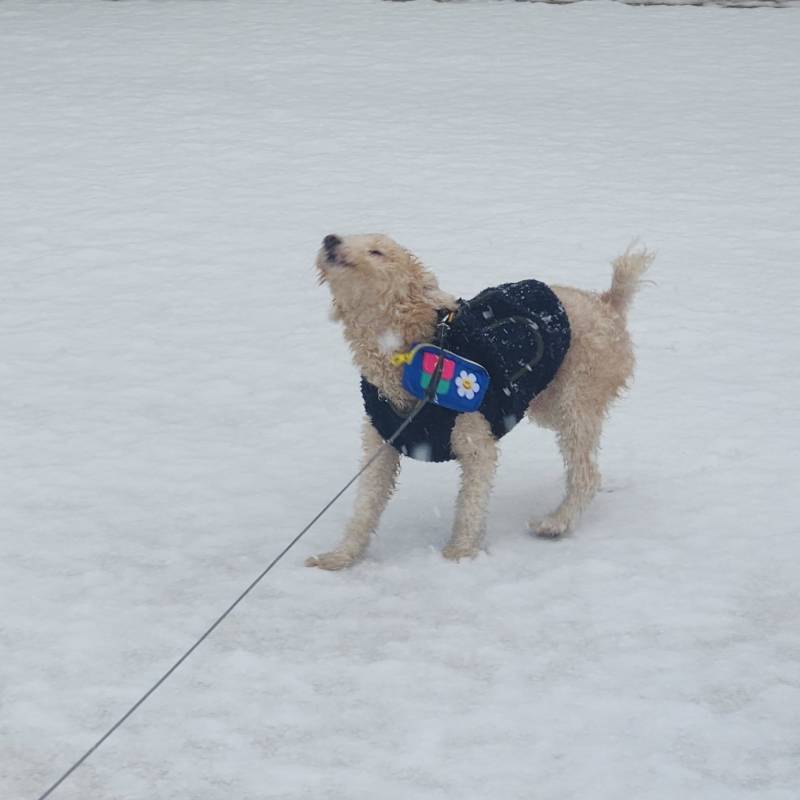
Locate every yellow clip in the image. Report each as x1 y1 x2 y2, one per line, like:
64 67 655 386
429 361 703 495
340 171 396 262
390 350 414 367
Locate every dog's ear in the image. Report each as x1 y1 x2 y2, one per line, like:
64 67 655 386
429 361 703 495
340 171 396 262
420 268 456 310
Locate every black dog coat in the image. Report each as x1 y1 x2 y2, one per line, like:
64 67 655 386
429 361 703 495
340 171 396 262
361 279 571 462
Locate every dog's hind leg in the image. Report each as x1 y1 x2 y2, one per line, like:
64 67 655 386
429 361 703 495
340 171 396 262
306 418 400 570
443 413 498 561
533 404 603 538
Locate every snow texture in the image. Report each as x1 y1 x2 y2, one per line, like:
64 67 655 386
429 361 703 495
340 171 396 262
1 1 799 799
376 330 403 355
425 0 800 7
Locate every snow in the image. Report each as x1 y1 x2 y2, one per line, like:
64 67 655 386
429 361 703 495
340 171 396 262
377 330 403 355
2 1 799 798
444 0 800 6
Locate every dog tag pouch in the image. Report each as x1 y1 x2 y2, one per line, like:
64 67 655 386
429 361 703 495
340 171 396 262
397 344 490 413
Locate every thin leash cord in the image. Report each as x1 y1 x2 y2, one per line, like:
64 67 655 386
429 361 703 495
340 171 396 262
36 314 453 800
34 398 430 800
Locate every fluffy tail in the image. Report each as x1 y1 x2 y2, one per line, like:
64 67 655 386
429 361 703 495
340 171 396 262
601 246 654 317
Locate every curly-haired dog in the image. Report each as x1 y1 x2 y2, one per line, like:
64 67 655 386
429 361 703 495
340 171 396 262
307 234 653 570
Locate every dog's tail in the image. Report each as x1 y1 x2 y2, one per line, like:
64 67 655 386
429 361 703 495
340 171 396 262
601 246 654 317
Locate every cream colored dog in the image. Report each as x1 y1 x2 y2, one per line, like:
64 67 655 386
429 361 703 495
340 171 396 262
306 234 653 570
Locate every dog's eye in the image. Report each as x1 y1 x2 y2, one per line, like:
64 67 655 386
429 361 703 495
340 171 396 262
369 249 384 257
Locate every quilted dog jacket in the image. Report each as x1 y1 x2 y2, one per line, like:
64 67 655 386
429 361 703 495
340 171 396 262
361 279 571 462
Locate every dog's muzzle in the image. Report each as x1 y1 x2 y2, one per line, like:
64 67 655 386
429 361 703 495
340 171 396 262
323 234 341 261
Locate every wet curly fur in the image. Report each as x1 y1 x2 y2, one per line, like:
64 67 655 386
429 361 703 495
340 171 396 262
307 234 653 570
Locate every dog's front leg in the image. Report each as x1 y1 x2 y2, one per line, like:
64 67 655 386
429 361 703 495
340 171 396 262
443 413 498 561
306 418 400 571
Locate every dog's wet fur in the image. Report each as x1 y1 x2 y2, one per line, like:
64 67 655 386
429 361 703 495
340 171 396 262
307 234 653 570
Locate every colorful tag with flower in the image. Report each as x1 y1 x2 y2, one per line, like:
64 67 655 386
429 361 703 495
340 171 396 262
391 344 490 413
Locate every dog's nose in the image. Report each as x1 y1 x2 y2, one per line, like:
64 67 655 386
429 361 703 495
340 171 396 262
323 234 341 256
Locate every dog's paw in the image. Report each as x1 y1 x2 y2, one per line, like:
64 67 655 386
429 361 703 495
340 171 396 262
305 550 356 571
531 515 570 539
442 541 480 562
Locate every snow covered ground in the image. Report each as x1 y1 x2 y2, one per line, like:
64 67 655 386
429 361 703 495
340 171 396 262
2 1 799 798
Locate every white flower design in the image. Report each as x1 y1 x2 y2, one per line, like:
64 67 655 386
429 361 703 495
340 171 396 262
455 370 480 400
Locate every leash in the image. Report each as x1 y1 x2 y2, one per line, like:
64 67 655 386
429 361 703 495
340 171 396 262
34 313 455 800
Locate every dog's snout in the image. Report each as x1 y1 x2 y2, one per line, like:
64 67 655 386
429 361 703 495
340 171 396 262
323 234 341 256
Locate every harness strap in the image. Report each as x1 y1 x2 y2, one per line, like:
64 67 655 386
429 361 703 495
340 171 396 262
482 315 546 385
423 310 454 401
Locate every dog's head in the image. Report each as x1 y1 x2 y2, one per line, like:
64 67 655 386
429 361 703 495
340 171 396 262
316 233 454 324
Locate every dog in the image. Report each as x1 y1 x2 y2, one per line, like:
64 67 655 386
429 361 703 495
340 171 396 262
306 234 653 570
